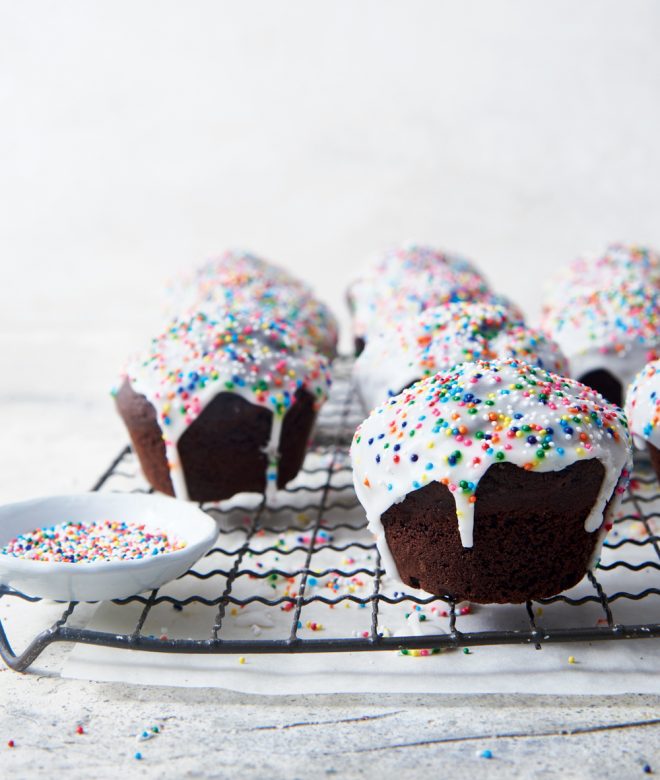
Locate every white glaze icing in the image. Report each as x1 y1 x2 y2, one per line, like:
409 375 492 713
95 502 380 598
347 242 495 343
542 284 660 399
122 310 332 501
350 360 631 583
625 358 660 450
353 303 568 414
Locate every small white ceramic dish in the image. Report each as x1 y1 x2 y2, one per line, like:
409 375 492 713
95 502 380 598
0 492 218 602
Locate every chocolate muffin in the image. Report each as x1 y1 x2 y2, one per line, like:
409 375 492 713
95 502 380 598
353 302 567 414
115 311 331 502
541 244 660 407
626 358 660 480
174 249 339 359
351 359 631 604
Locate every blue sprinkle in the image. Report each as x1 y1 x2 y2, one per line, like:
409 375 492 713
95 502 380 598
134 752 143 761
480 750 493 759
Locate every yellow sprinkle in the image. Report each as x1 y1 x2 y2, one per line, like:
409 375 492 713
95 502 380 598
568 656 576 664
239 656 246 665
536 607 543 617
230 608 238 616
427 441 435 449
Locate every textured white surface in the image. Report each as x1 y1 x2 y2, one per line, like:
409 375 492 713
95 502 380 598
1 1 660 775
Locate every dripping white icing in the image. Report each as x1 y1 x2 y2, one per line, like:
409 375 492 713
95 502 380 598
124 311 331 501
350 359 631 582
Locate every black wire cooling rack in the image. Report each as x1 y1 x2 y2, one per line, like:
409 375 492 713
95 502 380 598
0 357 659 673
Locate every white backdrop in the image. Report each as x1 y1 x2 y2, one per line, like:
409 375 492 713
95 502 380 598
1 0 660 499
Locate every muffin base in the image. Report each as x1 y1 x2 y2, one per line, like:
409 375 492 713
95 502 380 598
381 459 608 604
115 379 316 502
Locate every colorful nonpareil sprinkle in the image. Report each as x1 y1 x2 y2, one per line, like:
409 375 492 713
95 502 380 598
351 359 632 577
0 520 186 563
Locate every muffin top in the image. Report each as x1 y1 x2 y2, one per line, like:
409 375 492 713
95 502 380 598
541 284 660 391
351 359 631 551
543 243 660 317
354 303 567 412
626 358 660 450
173 249 339 358
347 242 493 341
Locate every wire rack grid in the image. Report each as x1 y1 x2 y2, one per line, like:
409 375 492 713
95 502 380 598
0 357 659 673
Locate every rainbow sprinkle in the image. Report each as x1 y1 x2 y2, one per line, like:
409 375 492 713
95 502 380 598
0 520 186 563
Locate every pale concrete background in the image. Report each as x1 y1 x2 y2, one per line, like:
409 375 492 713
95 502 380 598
0 5 659 776
2 0 660 503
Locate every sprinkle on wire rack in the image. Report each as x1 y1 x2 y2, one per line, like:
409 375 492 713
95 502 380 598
0 357 659 673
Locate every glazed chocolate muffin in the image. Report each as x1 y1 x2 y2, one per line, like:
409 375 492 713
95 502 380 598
353 302 567 414
626 358 660 481
345 242 523 356
541 244 660 407
174 249 339 360
346 243 491 355
115 310 331 503
351 359 631 604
